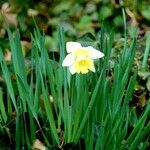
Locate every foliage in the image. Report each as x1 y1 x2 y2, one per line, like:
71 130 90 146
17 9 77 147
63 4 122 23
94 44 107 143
0 23 149 149
0 0 150 149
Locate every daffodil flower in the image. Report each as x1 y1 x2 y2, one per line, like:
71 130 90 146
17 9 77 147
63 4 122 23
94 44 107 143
62 42 104 74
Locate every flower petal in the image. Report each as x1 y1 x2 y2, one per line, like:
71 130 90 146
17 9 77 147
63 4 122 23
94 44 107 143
66 42 82 53
90 65 95 72
86 46 104 59
62 53 75 67
69 65 76 74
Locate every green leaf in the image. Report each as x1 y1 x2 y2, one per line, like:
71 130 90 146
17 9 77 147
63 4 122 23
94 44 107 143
0 88 7 123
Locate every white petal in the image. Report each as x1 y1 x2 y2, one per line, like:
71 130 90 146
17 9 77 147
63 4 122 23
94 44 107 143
91 66 95 72
86 46 104 59
69 65 76 74
62 53 75 67
66 42 82 53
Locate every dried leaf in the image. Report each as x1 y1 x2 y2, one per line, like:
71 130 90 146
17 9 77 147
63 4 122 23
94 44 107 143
4 50 11 61
138 93 146 107
1 3 17 26
21 41 31 56
27 9 38 17
32 139 46 150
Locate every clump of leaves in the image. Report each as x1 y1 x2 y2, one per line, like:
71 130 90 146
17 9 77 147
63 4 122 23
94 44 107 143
0 23 149 150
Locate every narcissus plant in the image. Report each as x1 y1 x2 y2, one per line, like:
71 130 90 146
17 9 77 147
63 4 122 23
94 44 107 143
62 42 104 74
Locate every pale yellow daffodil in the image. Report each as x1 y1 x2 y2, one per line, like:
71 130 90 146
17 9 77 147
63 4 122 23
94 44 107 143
62 42 104 74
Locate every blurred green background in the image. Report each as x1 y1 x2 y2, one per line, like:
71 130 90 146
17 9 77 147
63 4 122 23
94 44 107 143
0 0 150 52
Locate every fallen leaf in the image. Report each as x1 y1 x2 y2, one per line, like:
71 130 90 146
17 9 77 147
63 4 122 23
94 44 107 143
4 50 11 61
138 93 147 107
27 8 38 17
1 3 17 26
32 139 46 150
21 41 31 56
